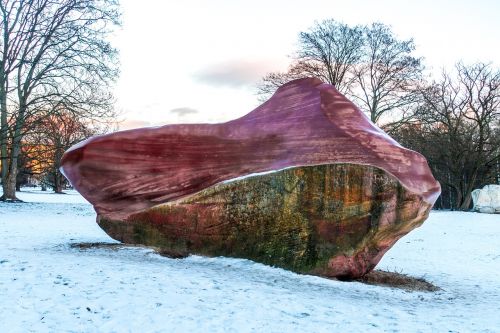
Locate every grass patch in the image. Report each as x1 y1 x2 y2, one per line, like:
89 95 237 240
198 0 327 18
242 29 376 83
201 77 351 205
69 242 188 258
155 248 189 259
354 269 440 292
70 242 124 250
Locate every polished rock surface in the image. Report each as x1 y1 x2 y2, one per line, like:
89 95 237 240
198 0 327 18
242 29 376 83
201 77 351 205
61 78 441 278
61 78 440 221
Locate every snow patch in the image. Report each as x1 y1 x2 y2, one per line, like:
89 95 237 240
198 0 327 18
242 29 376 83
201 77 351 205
0 189 499 332
222 166 296 183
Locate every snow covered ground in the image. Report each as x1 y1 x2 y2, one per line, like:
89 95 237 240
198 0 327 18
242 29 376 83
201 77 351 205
1 188 499 333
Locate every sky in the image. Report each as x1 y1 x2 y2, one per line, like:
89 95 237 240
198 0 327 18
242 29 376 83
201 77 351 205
112 0 500 130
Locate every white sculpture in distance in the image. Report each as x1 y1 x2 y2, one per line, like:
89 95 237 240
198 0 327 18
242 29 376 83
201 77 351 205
471 185 500 214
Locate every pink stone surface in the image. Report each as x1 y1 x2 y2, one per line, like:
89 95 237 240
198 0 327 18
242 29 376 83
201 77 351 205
61 78 441 221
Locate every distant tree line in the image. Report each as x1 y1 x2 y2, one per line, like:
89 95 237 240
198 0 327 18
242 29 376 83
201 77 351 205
258 19 500 210
395 63 500 210
0 0 120 199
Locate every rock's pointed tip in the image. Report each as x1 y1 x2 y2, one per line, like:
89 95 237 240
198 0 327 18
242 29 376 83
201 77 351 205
274 77 326 92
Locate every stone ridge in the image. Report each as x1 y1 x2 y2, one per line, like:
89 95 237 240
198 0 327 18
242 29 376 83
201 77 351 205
61 77 440 220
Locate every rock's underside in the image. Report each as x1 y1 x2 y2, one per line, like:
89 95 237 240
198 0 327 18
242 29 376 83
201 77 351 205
61 77 441 278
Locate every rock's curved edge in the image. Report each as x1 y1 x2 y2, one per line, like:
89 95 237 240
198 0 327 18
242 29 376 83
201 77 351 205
61 77 441 220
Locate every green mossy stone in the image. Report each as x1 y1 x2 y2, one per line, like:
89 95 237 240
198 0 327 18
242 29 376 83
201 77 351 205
97 163 430 278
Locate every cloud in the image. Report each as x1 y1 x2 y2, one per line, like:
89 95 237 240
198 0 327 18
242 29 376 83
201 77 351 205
193 59 280 88
170 107 199 117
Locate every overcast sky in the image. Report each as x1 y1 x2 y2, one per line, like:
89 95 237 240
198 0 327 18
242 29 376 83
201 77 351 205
112 0 500 130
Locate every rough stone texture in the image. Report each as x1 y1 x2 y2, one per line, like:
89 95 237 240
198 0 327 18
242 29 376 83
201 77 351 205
471 185 500 214
98 164 432 278
61 77 441 278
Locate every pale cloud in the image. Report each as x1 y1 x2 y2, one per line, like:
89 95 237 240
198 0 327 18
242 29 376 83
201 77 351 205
118 119 151 130
170 107 199 117
193 59 282 88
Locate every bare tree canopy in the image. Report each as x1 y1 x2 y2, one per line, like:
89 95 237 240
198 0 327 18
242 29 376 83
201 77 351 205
258 19 364 97
23 111 98 193
394 62 500 210
0 0 120 200
352 23 423 126
257 20 424 129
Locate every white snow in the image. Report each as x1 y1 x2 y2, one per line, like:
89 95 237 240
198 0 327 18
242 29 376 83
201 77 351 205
1 188 499 332
222 166 295 184
14 187 90 204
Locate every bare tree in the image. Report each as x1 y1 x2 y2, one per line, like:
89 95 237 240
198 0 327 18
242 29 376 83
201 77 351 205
24 110 96 193
0 0 120 201
257 21 424 129
257 19 364 98
394 63 500 210
351 23 424 127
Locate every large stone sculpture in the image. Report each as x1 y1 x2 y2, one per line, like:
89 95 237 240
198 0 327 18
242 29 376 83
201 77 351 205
471 185 500 214
61 78 441 278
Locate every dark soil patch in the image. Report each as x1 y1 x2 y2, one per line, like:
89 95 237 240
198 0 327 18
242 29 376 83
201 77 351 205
70 242 124 250
155 248 189 259
0 197 24 203
354 270 440 292
70 242 188 258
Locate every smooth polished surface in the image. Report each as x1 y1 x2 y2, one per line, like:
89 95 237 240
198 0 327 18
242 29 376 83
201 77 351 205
61 78 440 221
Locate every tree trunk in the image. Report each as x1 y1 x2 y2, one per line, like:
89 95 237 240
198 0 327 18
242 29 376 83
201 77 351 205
1 166 18 201
0 77 7 184
459 192 473 211
453 186 462 211
1 102 26 201
458 176 477 211
1 116 18 199
54 171 63 193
